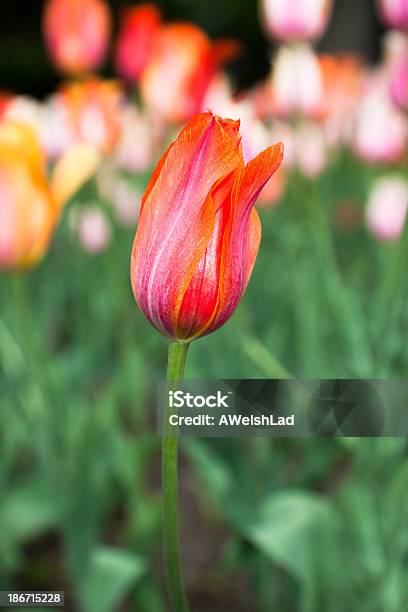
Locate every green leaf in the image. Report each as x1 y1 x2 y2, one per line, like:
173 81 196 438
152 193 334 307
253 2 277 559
0 478 59 544
80 546 147 612
245 490 343 612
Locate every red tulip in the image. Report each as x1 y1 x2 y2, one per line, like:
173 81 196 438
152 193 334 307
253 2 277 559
43 0 111 75
140 24 239 123
130 112 283 341
115 3 161 82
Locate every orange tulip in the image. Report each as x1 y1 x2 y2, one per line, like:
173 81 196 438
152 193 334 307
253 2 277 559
58 78 124 154
140 24 239 123
43 0 111 75
0 121 100 270
115 3 161 82
130 112 283 341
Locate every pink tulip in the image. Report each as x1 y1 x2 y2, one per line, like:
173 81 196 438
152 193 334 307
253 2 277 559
116 107 154 173
261 0 333 42
295 121 327 178
350 75 408 163
75 206 111 253
271 44 324 118
378 0 408 30
43 0 111 75
366 176 408 241
112 180 141 227
384 31 408 111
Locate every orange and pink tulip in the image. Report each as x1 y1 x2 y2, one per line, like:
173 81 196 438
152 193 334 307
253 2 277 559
140 24 239 123
57 79 124 154
130 112 283 341
43 0 111 75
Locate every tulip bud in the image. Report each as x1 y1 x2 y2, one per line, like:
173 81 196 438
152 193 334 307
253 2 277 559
349 75 408 163
43 0 111 75
140 24 237 123
57 79 124 154
74 205 112 253
378 0 408 31
115 4 161 82
130 112 283 341
384 31 408 111
261 0 333 42
116 107 154 173
366 176 408 241
112 180 141 227
0 124 56 270
0 121 100 271
294 121 327 178
271 44 324 118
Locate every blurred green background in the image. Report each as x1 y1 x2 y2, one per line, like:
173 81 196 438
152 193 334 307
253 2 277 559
1 1 408 612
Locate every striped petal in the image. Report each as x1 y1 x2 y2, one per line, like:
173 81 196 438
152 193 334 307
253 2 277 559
131 112 243 337
202 142 284 337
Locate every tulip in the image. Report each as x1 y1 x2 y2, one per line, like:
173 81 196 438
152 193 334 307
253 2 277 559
271 44 324 118
57 79 124 154
112 180 141 227
115 4 161 82
295 121 327 178
0 120 100 270
261 0 333 42
116 106 154 173
384 31 408 111
366 176 408 241
43 0 111 75
378 0 408 30
349 74 408 163
0 92 13 119
140 24 239 123
130 112 283 341
74 205 111 253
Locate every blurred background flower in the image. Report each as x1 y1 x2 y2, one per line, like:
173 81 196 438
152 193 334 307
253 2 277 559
261 0 333 42
43 0 112 75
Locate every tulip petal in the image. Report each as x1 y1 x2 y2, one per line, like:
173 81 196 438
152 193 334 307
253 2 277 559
131 112 243 337
203 142 283 336
50 143 101 210
175 169 237 338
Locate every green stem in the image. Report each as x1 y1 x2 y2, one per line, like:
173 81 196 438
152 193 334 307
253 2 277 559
162 340 191 612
